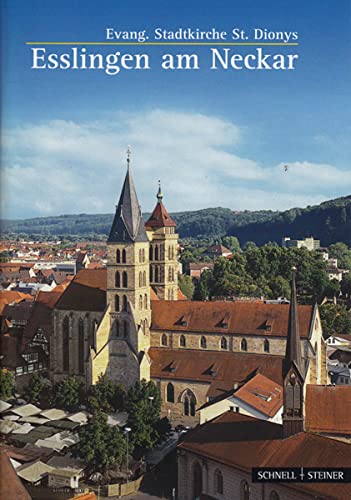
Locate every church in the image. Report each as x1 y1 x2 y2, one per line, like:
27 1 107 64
50 153 328 425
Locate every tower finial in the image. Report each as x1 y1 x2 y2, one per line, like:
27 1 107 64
126 145 131 171
157 180 163 203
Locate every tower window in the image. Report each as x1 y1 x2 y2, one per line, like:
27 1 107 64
115 271 120 288
144 294 148 309
161 334 168 346
116 249 121 263
155 245 159 261
221 337 227 350
122 249 127 263
115 295 120 312
180 334 186 347
139 295 143 309
139 249 142 262
184 389 196 416
142 248 145 262
155 267 159 283
240 480 250 500
122 295 128 311
124 320 129 337
139 271 142 287
241 338 247 351
168 267 172 282
166 382 175 403
172 267 175 281
149 246 153 261
264 339 270 353
200 336 207 349
143 271 146 287
122 271 128 288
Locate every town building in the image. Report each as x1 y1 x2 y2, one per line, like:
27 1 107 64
282 236 320 251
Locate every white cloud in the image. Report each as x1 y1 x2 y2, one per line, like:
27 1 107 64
2 109 350 218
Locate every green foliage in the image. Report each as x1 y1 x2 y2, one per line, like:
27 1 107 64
50 376 84 411
328 242 351 270
324 279 341 299
0 369 14 399
222 236 241 252
88 374 125 413
125 379 168 457
23 373 47 403
319 303 351 337
178 274 195 300
75 411 127 473
341 274 351 297
194 245 332 302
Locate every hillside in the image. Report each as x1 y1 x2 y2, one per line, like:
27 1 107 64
1 195 350 246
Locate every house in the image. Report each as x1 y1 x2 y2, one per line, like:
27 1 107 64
282 236 320 251
205 244 232 259
199 373 283 425
188 262 214 280
326 334 351 348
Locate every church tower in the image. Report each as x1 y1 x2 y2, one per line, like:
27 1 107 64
282 267 305 438
106 148 151 386
145 182 179 300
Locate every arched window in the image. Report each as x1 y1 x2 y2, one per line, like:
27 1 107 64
149 246 153 261
155 267 159 283
115 271 120 287
166 382 175 403
264 339 270 353
200 336 207 349
139 249 142 262
183 389 196 416
155 245 159 261
142 248 145 262
150 266 153 282
122 295 128 311
193 462 202 499
240 480 250 500
161 334 168 346
139 295 143 309
180 334 186 347
122 271 128 288
122 249 127 263
269 492 280 500
116 320 120 337
168 267 172 282
172 268 175 281
124 320 129 337
144 294 148 309
62 316 69 372
139 271 142 287
241 338 247 351
214 469 224 495
115 295 120 312
78 318 84 374
116 249 121 263
143 271 146 287
221 337 227 350
168 246 171 259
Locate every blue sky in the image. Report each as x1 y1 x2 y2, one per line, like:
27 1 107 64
2 0 350 218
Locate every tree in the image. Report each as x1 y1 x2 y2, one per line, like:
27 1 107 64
324 279 341 299
125 379 166 456
0 369 14 399
222 236 241 253
178 274 195 300
74 411 128 473
341 273 351 298
88 374 125 413
24 373 47 403
319 303 351 337
50 376 84 411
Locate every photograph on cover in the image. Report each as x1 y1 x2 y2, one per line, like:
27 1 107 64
1 1 351 499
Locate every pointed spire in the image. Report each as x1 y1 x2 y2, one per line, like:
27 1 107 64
108 148 148 243
145 182 176 230
283 267 304 379
157 180 163 203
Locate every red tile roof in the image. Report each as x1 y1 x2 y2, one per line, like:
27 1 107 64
305 385 351 435
0 451 32 500
145 201 176 229
234 373 283 418
150 300 314 338
179 411 351 500
149 347 284 398
0 291 33 314
55 269 106 311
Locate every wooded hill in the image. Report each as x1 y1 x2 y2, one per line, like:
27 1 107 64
2 195 350 246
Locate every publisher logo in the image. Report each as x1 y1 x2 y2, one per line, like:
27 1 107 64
252 468 351 483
